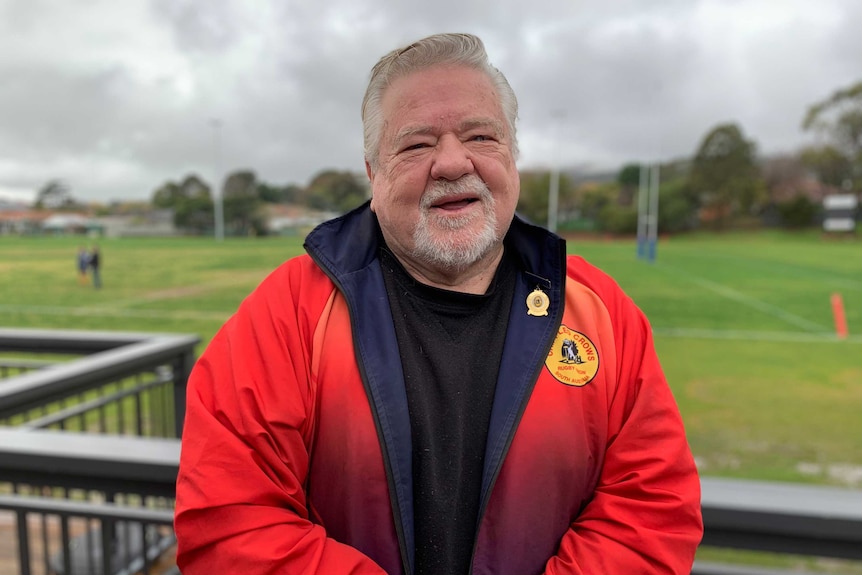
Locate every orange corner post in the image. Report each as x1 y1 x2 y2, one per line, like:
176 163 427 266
831 293 849 339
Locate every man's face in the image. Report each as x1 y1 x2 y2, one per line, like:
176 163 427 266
367 64 520 274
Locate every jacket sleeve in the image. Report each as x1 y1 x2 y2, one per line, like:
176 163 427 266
544 273 703 574
174 264 388 575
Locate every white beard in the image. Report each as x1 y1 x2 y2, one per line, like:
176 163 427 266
412 175 499 271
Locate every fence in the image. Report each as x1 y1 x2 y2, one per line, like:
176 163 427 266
0 328 198 575
694 477 862 574
1 328 861 574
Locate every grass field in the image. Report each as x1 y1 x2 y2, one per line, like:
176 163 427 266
570 231 862 487
2 230 862 572
2 231 860 487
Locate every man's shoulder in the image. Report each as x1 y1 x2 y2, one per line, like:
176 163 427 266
564 254 634 307
237 253 337 322
267 253 331 285
565 255 614 285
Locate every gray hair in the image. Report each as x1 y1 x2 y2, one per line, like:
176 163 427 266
361 33 519 170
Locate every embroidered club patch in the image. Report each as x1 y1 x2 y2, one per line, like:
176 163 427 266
545 325 599 387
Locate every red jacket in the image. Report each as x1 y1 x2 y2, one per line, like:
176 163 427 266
175 205 703 574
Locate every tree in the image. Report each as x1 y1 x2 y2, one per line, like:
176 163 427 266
802 81 862 155
799 145 853 188
616 163 642 206
150 174 213 234
688 123 765 229
152 182 183 209
179 174 211 200
516 170 575 226
177 175 214 233
281 184 304 204
776 196 820 229
306 170 368 213
802 80 862 186
577 183 614 224
597 203 638 235
34 180 76 210
517 171 551 225
656 177 699 233
762 154 807 195
223 170 267 236
257 182 304 204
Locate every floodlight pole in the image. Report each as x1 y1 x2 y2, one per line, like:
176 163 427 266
547 110 565 233
548 164 560 234
637 164 648 259
636 162 660 262
210 118 225 242
647 161 660 262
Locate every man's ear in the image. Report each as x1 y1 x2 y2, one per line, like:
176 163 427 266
365 160 376 211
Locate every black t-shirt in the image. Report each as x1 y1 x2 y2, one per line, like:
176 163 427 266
380 247 516 575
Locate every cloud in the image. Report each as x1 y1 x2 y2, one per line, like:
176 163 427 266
0 0 859 203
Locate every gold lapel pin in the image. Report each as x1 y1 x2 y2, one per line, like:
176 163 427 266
526 287 549 317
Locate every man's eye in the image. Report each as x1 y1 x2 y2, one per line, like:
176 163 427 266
471 135 491 142
403 143 429 151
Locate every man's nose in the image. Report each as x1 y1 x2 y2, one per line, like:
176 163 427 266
430 135 474 181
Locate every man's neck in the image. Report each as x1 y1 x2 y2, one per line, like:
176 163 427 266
390 246 505 295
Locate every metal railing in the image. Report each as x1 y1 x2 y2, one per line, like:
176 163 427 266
699 477 862 561
0 428 180 574
3 431 859 575
2 329 862 574
0 328 198 575
0 328 198 437
0 494 176 575
695 477 862 574
0 359 55 379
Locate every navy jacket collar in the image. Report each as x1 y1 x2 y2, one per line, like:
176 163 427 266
303 200 567 575
304 200 565 286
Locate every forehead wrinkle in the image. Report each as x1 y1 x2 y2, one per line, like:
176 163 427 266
393 117 506 149
460 117 505 138
393 125 435 148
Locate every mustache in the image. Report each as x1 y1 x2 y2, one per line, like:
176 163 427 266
420 175 491 208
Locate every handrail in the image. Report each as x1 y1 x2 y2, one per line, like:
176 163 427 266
0 494 176 575
0 493 175 524
0 429 179 497
0 328 195 574
18 370 173 430
0 327 186 354
700 477 862 561
1 429 861 571
1 429 860 562
1 329 861 572
0 328 198 437
0 332 198 420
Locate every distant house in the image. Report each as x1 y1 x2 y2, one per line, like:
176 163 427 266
769 173 837 204
265 204 337 236
0 210 50 235
0 198 28 212
0 209 178 237
94 209 177 238
41 213 95 235
760 167 845 228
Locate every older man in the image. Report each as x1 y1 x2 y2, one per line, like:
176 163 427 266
175 33 703 575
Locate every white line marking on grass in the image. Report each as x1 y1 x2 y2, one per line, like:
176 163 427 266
3 308 859 344
67 272 269 312
652 327 862 344
0 304 229 322
823 277 862 292
657 264 829 332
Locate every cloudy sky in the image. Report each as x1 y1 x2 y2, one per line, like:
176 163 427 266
1 0 860 204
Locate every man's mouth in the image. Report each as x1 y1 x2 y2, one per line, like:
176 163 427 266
431 196 480 211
